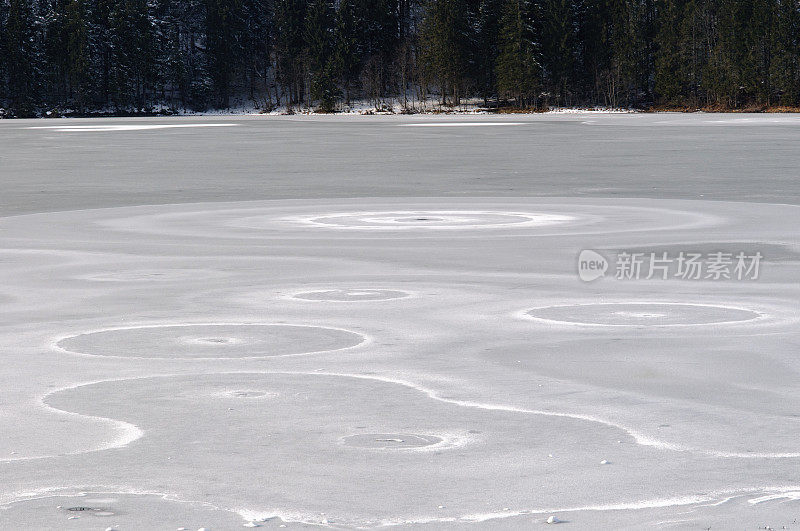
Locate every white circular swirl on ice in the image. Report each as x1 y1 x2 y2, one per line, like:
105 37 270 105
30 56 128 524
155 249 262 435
90 199 723 239
340 433 444 450
290 288 412 302
276 210 575 231
522 302 763 327
54 323 367 359
76 268 229 282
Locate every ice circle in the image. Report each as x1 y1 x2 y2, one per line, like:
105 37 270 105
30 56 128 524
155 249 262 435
90 199 722 240
281 210 575 230
291 288 411 301
0 492 247 530
524 303 762 327
64 506 116 517
55 324 366 359
212 389 279 399
341 433 444 449
76 268 229 282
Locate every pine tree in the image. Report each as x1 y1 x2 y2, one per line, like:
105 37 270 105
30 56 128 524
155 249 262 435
66 0 90 110
774 0 800 105
304 0 337 110
108 0 157 109
677 0 712 105
541 0 577 105
5 0 40 116
150 0 209 110
707 0 752 107
419 0 471 105
576 0 612 103
750 0 776 104
240 0 271 103
495 0 540 107
605 0 641 107
0 0 7 111
654 0 684 104
273 0 307 105
332 0 360 104
205 0 243 108
356 0 399 98
474 0 501 104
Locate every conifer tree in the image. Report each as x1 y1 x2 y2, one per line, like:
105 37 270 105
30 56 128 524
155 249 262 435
205 0 243 108
576 0 612 102
332 0 360 104
495 0 540 107
750 0 777 104
274 0 307 105
654 0 684 104
356 0 399 98
707 0 752 107
0 0 7 110
541 0 576 105
109 0 157 109
66 0 90 110
5 0 40 116
474 0 501 104
419 0 471 104
304 0 337 110
677 0 712 105
774 0 800 105
240 0 271 101
605 0 640 107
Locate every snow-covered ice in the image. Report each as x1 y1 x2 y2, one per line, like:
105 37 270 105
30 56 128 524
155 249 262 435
1 113 800 529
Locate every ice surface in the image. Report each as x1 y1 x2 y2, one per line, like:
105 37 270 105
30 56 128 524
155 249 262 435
1 114 800 528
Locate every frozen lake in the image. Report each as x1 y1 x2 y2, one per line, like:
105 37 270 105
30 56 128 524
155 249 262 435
1 113 799 529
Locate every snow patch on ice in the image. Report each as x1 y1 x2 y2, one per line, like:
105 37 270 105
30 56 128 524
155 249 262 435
27 123 238 132
398 122 525 127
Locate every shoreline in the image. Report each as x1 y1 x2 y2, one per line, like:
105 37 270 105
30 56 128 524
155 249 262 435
5 103 800 119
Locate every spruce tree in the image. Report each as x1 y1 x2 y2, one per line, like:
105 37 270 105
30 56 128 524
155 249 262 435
356 0 399 98
108 0 157 109
240 0 271 102
576 0 612 103
0 0 7 109
541 0 576 105
677 0 712 105
605 0 640 107
332 0 360 104
474 0 501 104
66 0 90 111
654 0 684 104
273 0 307 105
419 0 471 105
750 0 776 104
304 0 337 110
495 0 539 107
707 0 752 107
774 0 800 105
5 0 40 116
205 0 243 108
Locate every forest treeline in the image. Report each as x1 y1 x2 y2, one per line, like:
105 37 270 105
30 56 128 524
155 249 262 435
1 0 799 116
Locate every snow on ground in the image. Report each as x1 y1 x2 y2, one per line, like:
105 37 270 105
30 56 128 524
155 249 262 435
1 114 800 529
